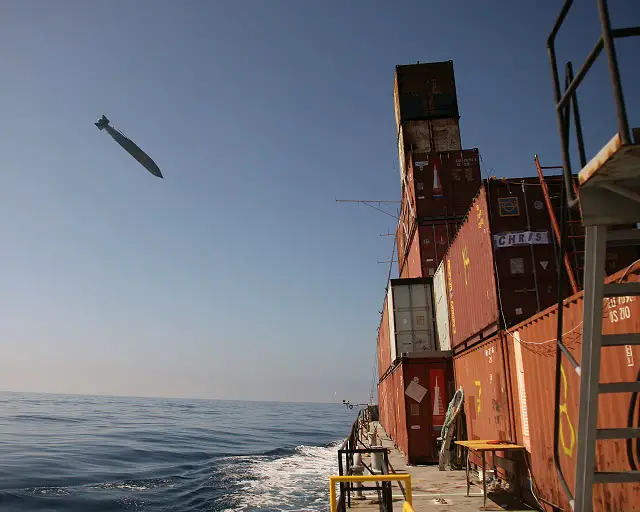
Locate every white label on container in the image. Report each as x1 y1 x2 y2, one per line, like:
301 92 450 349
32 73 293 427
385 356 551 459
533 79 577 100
410 425 421 430
515 307 523 315
494 231 550 248
405 380 428 403
540 261 549 270
534 200 544 210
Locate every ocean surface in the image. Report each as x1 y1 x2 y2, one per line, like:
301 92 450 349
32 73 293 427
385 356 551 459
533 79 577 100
0 392 357 511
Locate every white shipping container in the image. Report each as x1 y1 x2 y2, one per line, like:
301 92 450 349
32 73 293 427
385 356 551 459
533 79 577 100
433 261 451 351
388 278 436 359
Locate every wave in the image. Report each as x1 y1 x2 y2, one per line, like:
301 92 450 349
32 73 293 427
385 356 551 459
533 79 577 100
230 441 344 511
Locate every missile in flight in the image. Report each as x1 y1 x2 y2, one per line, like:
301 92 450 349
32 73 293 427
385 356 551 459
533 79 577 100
95 115 163 179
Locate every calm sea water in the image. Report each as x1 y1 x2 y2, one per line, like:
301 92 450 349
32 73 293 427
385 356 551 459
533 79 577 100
0 392 357 511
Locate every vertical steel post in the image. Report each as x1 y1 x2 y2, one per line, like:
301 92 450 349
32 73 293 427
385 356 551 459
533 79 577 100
573 225 607 512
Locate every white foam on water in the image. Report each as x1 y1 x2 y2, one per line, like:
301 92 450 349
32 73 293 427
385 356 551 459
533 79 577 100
231 441 343 511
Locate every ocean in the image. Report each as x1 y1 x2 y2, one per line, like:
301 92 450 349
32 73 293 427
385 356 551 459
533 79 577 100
0 392 357 511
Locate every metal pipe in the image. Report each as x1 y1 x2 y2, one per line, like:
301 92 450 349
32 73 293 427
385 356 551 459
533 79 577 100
557 37 603 112
547 0 575 48
522 182 541 312
567 62 587 169
598 0 632 145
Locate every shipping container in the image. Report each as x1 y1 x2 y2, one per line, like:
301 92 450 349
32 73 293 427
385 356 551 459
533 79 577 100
387 278 436 359
504 263 640 511
398 219 461 279
393 61 460 130
433 260 451 351
377 289 392 381
398 119 462 184
407 149 482 220
378 358 454 464
453 333 516 442
445 179 575 351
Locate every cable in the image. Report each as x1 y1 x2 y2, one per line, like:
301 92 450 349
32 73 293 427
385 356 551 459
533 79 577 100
361 201 400 221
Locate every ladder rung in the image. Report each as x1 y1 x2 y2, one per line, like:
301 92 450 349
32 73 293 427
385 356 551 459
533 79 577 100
601 333 640 346
594 471 640 484
607 229 640 246
596 428 640 440
599 381 640 393
603 282 640 297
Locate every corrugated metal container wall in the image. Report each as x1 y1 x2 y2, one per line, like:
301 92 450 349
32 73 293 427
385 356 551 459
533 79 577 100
446 185 500 350
400 227 422 279
418 220 461 277
433 261 451 351
378 366 399 446
408 149 481 219
506 263 640 512
393 61 460 128
453 333 515 442
377 290 391 381
398 120 462 184
389 278 436 355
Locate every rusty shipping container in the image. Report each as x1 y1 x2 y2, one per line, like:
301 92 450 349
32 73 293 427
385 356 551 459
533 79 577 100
393 61 460 130
398 119 462 184
378 358 454 464
504 263 640 511
446 179 574 351
453 332 517 443
398 219 461 279
407 149 482 220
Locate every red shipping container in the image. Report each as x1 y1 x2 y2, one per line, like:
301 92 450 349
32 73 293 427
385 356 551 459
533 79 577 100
418 220 461 278
393 60 460 129
398 219 461 279
378 358 454 464
447 179 574 351
505 263 640 511
407 149 482 219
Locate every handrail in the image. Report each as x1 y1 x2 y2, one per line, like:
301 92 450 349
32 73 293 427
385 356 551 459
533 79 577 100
329 474 413 512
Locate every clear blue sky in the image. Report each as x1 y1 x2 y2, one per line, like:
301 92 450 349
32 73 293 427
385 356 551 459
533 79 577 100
1 1 638 402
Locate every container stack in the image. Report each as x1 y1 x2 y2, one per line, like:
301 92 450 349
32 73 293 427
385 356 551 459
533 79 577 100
393 61 482 279
376 61 640 504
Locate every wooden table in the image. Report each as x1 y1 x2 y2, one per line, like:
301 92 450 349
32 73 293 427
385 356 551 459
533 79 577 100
454 440 525 509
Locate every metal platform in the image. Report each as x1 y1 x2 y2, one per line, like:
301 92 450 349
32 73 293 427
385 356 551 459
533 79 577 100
577 132 640 226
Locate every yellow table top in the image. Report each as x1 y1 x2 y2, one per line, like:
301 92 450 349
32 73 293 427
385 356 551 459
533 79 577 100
454 440 524 451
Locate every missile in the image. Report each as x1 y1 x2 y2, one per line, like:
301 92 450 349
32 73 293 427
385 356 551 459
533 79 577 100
95 115 163 178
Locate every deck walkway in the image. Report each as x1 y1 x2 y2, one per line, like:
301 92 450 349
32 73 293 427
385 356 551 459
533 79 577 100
340 421 533 512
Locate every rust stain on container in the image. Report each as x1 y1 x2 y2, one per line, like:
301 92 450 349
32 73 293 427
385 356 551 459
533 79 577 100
378 358 454 464
394 61 460 129
506 263 640 512
408 149 482 219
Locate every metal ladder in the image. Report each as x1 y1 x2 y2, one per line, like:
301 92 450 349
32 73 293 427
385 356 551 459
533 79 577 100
547 1 640 510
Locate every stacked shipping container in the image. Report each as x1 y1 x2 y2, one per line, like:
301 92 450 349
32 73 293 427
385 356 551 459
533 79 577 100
378 358 454 464
394 61 482 279
451 263 640 511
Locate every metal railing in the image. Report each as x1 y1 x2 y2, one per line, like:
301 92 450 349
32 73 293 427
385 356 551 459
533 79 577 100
547 1 640 506
336 407 394 511
329 474 413 512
